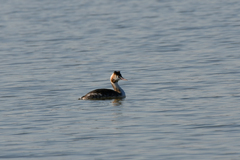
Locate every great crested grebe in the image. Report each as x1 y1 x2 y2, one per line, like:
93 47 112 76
79 71 127 100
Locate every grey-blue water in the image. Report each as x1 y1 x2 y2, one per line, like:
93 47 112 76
1 0 240 159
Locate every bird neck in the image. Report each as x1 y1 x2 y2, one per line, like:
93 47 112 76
111 82 124 94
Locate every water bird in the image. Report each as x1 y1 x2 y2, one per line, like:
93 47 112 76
79 71 127 100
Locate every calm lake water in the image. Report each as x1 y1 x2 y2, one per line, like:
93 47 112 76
1 0 240 159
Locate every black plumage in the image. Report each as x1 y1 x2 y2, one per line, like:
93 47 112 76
79 89 121 100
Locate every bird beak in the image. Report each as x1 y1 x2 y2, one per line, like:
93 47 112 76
120 77 127 81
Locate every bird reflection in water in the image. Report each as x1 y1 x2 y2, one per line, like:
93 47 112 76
111 98 124 106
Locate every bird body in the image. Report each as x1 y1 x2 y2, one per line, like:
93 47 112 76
79 71 127 100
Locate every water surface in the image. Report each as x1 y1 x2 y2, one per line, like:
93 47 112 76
1 0 240 159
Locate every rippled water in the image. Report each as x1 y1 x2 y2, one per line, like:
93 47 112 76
1 0 240 159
